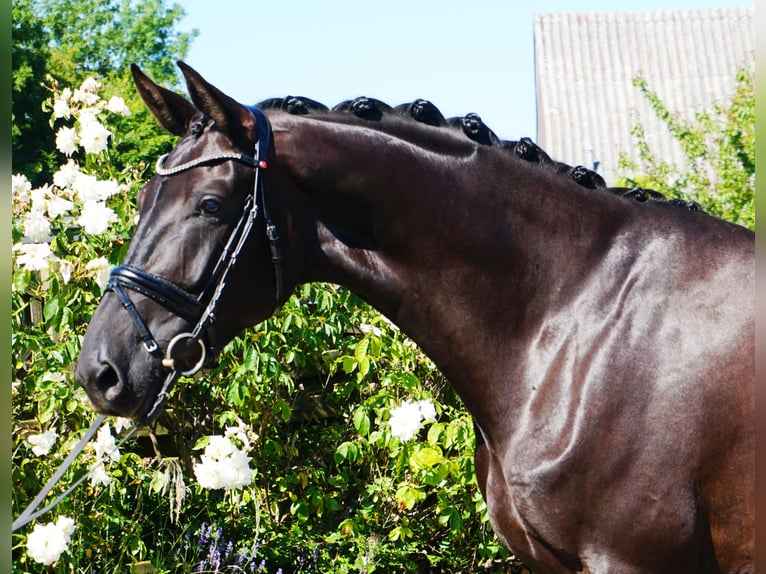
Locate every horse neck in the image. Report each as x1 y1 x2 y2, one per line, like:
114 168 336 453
271 114 626 417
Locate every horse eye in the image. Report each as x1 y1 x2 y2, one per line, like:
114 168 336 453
199 197 222 215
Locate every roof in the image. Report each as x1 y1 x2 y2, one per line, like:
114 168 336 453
533 6 754 185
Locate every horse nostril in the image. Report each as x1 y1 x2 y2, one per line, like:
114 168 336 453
96 364 122 400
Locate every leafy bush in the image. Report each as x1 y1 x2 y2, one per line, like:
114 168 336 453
12 78 521 573
618 65 755 230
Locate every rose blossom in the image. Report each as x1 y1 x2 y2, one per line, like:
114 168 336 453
77 200 117 235
78 120 111 155
27 429 58 456
388 399 437 442
26 516 76 565
22 209 52 243
106 96 131 116
85 256 111 289
52 160 81 189
193 435 253 490
14 243 56 271
55 126 78 156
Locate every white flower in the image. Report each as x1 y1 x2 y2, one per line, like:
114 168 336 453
27 429 58 456
77 200 117 235
30 186 51 212
55 126 79 156
73 89 100 106
73 79 101 105
78 107 100 128
55 516 75 537
85 256 111 289
92 423 120 463
113 417 134 434
87 423 120 488
57 259 74 284
73 172 99 202
359 323 382 337
89 462 111 486
26 516 76 566
22 209 52 242
53 98 71 119
107 96 131 116
79 77 101 94
52 160 80 189
388 399 437 442
12 174 32 202
46 195 75 219
73 173 120 203
193 435 253 490
87 424 117 486
42 372 66 383
417 400 437 421
14 243 55 271
79 120 111 155
95 179 121 200
389 401 424 442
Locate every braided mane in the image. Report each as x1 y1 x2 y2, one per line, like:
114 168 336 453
257 96 701 212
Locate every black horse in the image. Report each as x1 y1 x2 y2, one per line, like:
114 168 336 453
75 63 755 573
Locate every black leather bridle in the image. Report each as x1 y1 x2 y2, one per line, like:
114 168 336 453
107 105 283 425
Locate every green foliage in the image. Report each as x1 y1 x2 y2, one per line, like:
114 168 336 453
12 0 196 185
617 65 755 230
12 81 522 573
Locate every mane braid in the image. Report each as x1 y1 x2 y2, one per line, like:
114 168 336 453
253 94 702 212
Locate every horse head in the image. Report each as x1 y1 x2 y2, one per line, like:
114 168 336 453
75 63 291 420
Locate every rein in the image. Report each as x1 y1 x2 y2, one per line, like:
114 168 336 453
13 106 281 532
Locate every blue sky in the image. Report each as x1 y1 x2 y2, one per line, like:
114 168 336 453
178 1 752 140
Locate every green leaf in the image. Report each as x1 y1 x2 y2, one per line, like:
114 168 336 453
357 356 370 378
274 399 292 422
395 484 425 511
43 297 59 322
353 407 370 436
338 518 357 537
427 422 443 445
410 446 443 470
192 436 211 451
354 337 369 362
335 441 360 465
341 356 357 374
149 470 167 494
439 507 463 532
13 270 30 293
388 524 413 542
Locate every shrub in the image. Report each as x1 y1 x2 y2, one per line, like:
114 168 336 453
618 65 755 230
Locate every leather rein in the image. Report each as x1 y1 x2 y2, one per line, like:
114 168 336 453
13 106 281 532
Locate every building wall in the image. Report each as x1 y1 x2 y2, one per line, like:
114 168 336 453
534 7 754 185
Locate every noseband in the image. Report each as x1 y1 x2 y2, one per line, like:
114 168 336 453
107 106 282 424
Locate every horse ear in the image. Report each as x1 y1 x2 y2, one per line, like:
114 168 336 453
177 61 256 147
131 64 198 136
